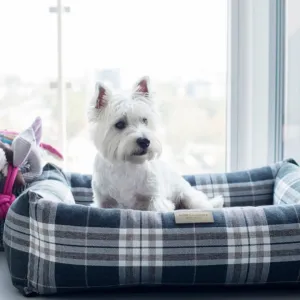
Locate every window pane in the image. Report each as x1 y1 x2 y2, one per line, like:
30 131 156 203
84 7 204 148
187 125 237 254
67 0 228 174
284 0 300 162
0 0 61 164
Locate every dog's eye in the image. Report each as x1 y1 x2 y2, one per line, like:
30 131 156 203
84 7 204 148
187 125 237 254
115 121 126 130
142 118 148 125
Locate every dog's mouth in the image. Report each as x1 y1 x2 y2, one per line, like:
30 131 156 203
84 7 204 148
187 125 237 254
132 149 148 156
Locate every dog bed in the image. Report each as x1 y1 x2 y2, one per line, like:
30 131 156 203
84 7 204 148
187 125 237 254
3 159 300 296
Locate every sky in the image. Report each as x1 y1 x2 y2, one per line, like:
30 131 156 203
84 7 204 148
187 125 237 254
0 0 228 87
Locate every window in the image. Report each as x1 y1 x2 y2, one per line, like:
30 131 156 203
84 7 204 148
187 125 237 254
0 0 228 175
284 0 300 163
1 1 291 175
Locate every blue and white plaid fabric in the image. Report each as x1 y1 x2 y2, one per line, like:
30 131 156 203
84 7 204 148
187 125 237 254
65 171 92 206
3 159 300 296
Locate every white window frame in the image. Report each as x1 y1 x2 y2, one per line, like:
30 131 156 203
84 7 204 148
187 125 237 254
269 0 285 164
227 0 285 172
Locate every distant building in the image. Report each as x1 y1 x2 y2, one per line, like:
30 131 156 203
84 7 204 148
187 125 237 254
185 80 212 99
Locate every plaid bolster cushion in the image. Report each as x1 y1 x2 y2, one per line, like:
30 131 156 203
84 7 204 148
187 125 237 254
3 159 300 296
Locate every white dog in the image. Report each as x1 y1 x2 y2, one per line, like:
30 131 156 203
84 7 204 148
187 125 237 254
88 76 224 212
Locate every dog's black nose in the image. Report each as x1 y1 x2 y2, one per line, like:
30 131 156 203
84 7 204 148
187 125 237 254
136 138 150 149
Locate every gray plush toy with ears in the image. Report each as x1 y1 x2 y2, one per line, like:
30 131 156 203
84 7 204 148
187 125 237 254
11 116 43 182
0 117 43 184
0 117 44 220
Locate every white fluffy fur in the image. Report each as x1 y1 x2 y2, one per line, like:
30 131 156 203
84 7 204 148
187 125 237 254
88 76 224 212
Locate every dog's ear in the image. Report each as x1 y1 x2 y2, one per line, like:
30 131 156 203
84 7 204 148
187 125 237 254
132 76 151 99
94 82 111 109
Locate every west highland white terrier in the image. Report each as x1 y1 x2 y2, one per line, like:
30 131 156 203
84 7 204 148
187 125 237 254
88 76 224 212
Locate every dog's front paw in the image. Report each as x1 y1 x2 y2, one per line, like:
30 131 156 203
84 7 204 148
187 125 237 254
161 200 176 212
90 202 99 208
149 199 175 212
210 195 224 208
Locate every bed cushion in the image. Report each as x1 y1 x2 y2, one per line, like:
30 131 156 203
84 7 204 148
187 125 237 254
3 159 300 296
66 159 285 208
